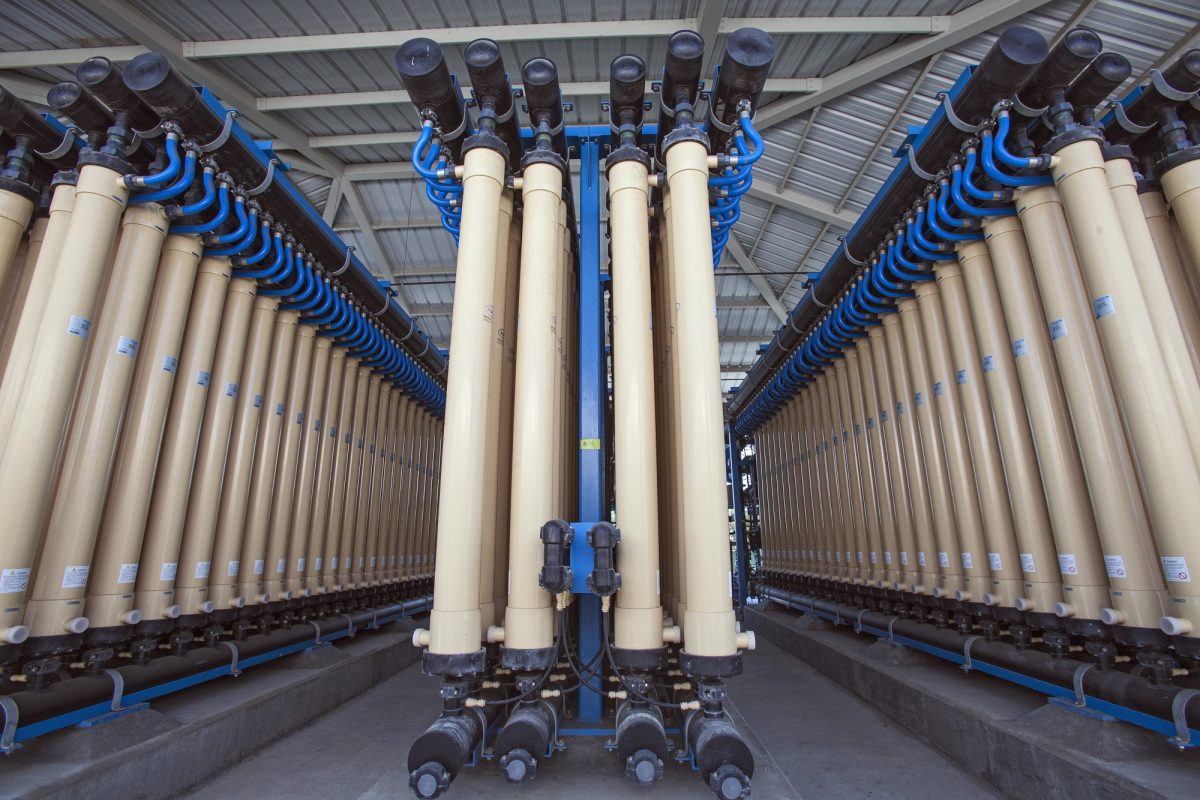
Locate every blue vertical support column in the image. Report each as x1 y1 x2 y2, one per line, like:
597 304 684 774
726 423 749 607
576 137 605 723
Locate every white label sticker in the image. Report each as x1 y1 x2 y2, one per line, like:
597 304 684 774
1 567 31 593
900 551 910 567
160 562 177 582
1021 553 1036 574
357 557 364 568
1013 338 1028 358
869 551 878 565
1058 553 1078 576
225 382 238 398
1162 556 1191 583
956 369 968 385
117 563 139 584
314 558 322 571
914 391 925 407
297 558 306 572
195 561 211 579
162 355 178 373
884 551 893 565
856 551 864 564
116 335 139 357
197 370 211 386
895 401 903 416
1050 319 1067 340
981 355 996 373
1104 554 1127 579
253 394 263 409
276 558 285 574
1093 294 1115 319
67 315 92 339
275 402 284 416
938 552 950 568
933 381 944 397
253 559 265 575
370 557 377 567
331 557 338 569
918 552 927 567
988 553 1002 572
961 552 974 569
227 560 240 577
62 565 89 589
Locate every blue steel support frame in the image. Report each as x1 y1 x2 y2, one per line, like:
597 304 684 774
726 423 749 607
576 136 606 723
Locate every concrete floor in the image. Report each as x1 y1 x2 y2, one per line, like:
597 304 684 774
183 638 998 800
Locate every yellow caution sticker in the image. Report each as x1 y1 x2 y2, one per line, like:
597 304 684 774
579 438 601 450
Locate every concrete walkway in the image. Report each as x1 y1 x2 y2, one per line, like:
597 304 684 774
184 637 996 800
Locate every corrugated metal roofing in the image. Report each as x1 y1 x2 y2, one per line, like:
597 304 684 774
1 0 1196 375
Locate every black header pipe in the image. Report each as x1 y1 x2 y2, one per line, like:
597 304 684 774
609 53 648 151
122 51 446 379
0 86 78 170
46 81 114 137
655 29 705 155
1067 52 1133 113
728 25 1049 420
76 57 160 133
1013 28 1102 115
762 587 1200 734
1104 49 1200 146
521 56 568 158
463 38 522 170
709 27 776 153
395 37 471 163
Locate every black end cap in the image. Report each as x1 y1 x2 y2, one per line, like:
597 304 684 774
679 650 744 679
610 54 647 108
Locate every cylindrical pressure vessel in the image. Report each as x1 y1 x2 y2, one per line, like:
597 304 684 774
0 163 128 642
85 233 203 631
609 155 665 655
664 136 742 662
307 348 349 594
286 336 332 596
426 140 505 664
501 161 565 660
136 266 241 620
23 204 169 638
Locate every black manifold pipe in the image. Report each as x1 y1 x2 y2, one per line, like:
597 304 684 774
76 56 160 132
761 587 1200 731
728 25 1050 419
709 27 776 152
494 698 561 784
655 29 706 154
688 711 754 800
121 51 447 379
463 38 522 169
521 56 568 157
46 81 114 137
0 86 78 170
395 37 470 163
1 600 428 728
408 709 489 799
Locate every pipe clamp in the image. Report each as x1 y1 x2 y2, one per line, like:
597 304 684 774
0 696 19 753
247 158 279 196
960 635 982 672
936 92 988 133
35 126 84 162
199 110 239 153
1169 689 1200 748
103 669 129 712
1070 663 1094 708
221 641 241 676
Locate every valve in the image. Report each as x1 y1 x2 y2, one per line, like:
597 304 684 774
586 522 621 597
538 519 573 594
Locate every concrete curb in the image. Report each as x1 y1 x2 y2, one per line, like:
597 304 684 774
745 604 1199 800
5 620 422 800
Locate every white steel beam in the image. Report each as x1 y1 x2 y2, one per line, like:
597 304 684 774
752 0 1056 131
257 78 822 112
725 235 789 323
0 45 145 69
322 177 344 225
183 17 952 59
0 74 55 105
341 180 413 314
89 0 345 177
744 184 857 228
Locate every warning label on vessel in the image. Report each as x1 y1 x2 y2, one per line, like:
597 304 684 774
117 563 139 585
225 382 238 398
195 561 211 579
1050 319 1067 341
1161 556 1191 583
226 560 239 577
961 552 973 569
160 562 177 582
0 568 30 593
914 392 924 407
116 335 139 357
1012 338 1028 358
989 553 1002 571
253 559 264 575
885 551 894 565
276 559 285 574
197 370 211 386
62 565 89 589
981 355 996 373
67 315 92 340
1057 553 1078 576
162 355 178 373
313 558 322 571
938 552 950 569
956 369 968 385
1104 554 1127 579
900 552 910 567
918 552 926 567
1092 294 1115 320
297 558 306 572
1020 553 1036 574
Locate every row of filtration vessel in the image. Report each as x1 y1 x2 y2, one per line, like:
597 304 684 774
0 55 443 689
395 29 770 800
735 24 1200 702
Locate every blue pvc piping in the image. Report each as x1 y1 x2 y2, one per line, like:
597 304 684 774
130 150 197 205
171 182 232 234
126 134 182 189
